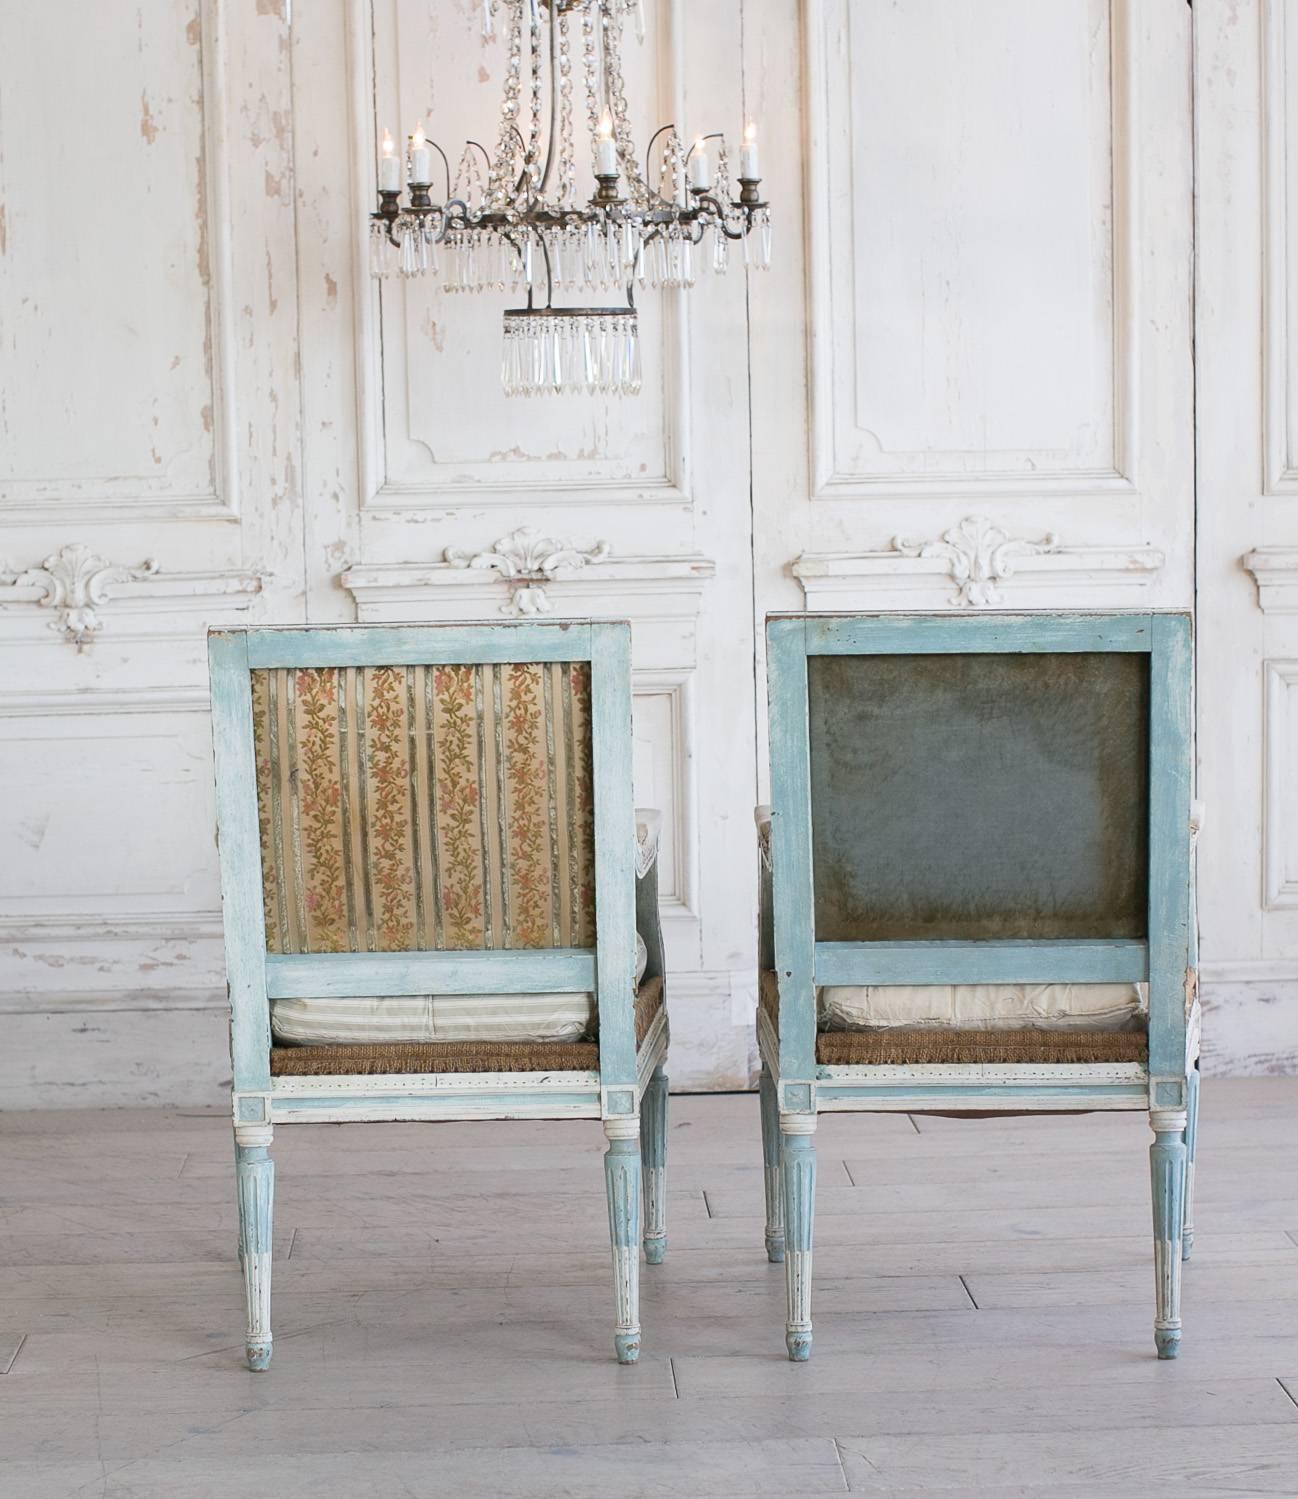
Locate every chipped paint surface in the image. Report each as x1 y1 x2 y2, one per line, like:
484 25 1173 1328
0 0 307 1108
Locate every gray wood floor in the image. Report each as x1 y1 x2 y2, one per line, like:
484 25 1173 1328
2 1080 1297 1497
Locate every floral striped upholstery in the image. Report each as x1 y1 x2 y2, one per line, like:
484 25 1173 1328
250 662 595 954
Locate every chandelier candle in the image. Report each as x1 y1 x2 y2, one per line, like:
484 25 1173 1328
408 125 432 187
688 140 712 192
368 0 771 397
378 131 401 193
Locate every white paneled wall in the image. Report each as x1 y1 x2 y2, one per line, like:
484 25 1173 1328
0 0 1293 1106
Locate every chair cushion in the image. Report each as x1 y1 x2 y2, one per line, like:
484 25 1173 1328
270 934 649 1046
756 973 1146 1065
271 990 597 1046
818 982 1146 1033
269 976 665 1076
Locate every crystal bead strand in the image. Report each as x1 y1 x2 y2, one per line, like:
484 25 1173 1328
488 1 525 207
603 5 651 211
558 10 576 209
527 0 543 192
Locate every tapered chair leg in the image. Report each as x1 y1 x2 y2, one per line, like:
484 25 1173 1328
759 1066 785 1262
1182 1063 1200 1261
641 1066 668 1265
235 1126 274 1371
605 1122 642 1364
1150 1108 1188 1360
780 1116 816 1361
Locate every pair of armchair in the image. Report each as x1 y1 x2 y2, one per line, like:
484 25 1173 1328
210 612 1198 1371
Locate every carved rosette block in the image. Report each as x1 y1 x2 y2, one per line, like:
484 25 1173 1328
236 1141 275 1370
1149 1108 1188 1360
641 1065 669 1266
604 1130 642 1363
0 543 159 650
444 526 611 617
892 515 1059 608
780 1118 816 1361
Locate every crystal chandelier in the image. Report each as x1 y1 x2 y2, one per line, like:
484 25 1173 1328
368 0 771 398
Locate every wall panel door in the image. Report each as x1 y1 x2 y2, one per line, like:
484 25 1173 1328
0 0 305 1105
1197 0 1298 1072
750 0 1192 656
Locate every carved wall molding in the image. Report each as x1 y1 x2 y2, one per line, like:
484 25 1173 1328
443 527 612 616
891 515 1061 607
1263 658 1298 909
343 551 715 665
1245 547 1298 611
793 515 1164 608
0 545 160 649
0 545 269 647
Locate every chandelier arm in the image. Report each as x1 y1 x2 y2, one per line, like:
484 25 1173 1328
693 192 749 241
441 199 471 238
430 140 453 204
466 138 494 187
642 122 681 209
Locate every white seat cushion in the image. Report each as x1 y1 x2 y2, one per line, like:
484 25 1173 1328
818 982 1146 1033
271 991 598 1046
273 933 650 1046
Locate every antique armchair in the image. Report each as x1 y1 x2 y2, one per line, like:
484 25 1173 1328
208 621 668 1368
758 612 1198 1361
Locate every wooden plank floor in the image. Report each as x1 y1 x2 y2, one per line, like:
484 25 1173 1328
2 1079 1297 1497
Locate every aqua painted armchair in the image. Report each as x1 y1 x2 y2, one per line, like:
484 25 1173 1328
208 621 668 1368
758 612 1198 1362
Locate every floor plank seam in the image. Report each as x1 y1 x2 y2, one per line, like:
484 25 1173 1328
0 1333 27 1374
701 1191 714 1220
668 1356 680 1399
842 1160 857 1187
958 1274 979 1309
831 1435 858 1491
1278 1378 1298 1413
286 1227 298 1260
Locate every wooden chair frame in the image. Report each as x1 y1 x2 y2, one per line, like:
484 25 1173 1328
759 611 1196 1361
209 621 668 1368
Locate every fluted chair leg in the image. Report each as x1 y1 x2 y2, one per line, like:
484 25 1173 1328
236 1126 274 1371
781 1115 816 1361
759 1066 785 1262
1182 1063 1200 1261
1150 1108 1188 1360
605 1123 642 1364
641 1066 668 1265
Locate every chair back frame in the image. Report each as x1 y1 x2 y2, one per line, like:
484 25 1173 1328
209 620 643 1129
764 610 1193 1118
